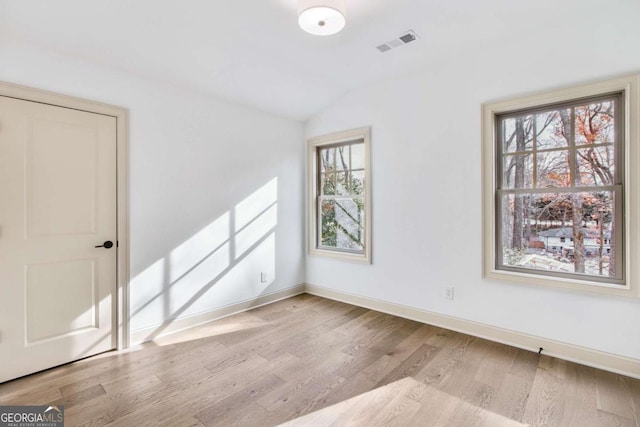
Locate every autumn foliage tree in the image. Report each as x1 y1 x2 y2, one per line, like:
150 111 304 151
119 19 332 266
501 98 617 277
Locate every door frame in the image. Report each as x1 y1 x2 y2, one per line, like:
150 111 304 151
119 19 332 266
0 80 130 350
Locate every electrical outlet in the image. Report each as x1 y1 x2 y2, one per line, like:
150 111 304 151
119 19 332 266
260 272 268 283
444 287 455 300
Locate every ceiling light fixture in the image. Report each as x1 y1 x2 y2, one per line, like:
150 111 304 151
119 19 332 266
298 0 346 36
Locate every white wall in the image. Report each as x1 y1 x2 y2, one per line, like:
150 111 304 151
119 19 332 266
305 18 640 359
0 38 305 335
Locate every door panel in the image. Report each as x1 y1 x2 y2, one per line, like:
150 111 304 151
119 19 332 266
0 96 117 382
26 259 97 343
26 118 99 237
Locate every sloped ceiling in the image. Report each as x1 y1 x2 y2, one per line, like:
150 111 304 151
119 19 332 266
0 0 635 120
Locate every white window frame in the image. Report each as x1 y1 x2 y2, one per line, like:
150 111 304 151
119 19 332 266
482 74 640 297
308 127 372 263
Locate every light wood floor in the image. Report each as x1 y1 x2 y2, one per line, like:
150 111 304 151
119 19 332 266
1 294 639 426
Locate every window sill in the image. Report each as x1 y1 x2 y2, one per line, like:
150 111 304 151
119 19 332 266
309 247 371 264
484 267 639 298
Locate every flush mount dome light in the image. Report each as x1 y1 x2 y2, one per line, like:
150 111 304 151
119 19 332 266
298 0 346 36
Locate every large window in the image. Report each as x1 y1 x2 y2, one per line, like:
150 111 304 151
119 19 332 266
483 75 640 296
308 127 371 263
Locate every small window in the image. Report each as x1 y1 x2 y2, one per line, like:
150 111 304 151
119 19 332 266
308 127 371 263
483 74 640 297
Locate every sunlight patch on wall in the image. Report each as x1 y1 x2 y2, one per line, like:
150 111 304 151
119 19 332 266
169 212 230 283
129 177 280 334
129 258 166 329
235 204 277 259
169 242 231 314
235 178 278 231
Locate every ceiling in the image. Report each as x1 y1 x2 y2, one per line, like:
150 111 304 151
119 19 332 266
0 0 631 120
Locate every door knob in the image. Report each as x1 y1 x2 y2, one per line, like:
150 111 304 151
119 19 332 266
95 241 114 249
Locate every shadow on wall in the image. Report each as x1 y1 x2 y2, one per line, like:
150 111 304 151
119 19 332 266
128 177 280 343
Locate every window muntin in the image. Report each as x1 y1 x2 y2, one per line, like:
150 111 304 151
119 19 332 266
496 94 624 284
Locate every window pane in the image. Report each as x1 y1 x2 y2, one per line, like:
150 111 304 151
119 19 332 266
351 143 365 169
319 147 335 172
500 191 617 279
537 150 570 187
577 145 615 186
336 146 350 172
501 115 534 153
575 101 615 146
502 154 533 189
351 170 365 195
320 199 337 247
336 172 349 195
320 173 335 195
536 109 569 150
319 198 364 251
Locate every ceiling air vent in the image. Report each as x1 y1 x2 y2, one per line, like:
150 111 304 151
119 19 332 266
376 30 419 53
399 32 417 44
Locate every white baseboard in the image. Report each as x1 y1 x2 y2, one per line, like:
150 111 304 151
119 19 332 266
130 284 305 346
305 283 640 379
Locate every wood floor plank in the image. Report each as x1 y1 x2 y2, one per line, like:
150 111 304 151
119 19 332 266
217 403 272 427
67 366 220 426
0 386 62 406
102 354 291 427
626 376 640 421
596 369 637 420
333 309 383 336
360 354 402 383
550 362 600 427
522 367 565 427
326 377 412 426
257 352 352 410
445 396 527 427
100 371 163 396
368 379 423 427
249 300 360 359
538 353 570 379
414 333 478 395
152 311 268 346
0 294 637 427
0 337 216 402
461 380 495 411
371 394 421 426
488 372 533 422
410 382 462 425
474 342 518 387
260 373 347 426
53 383 106 410
339 313 405 356
336 317 422 380
257 306 367 360
286 329 352 360
385 324 438 361
195 374 286 426
508 347 540 380
314 372 377 408
375 343 441 387
594 410 635 427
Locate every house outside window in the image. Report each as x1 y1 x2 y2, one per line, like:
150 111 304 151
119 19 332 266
483 75 640 297
308 127 371 263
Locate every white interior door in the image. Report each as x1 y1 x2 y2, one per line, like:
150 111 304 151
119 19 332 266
0 95 117 383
